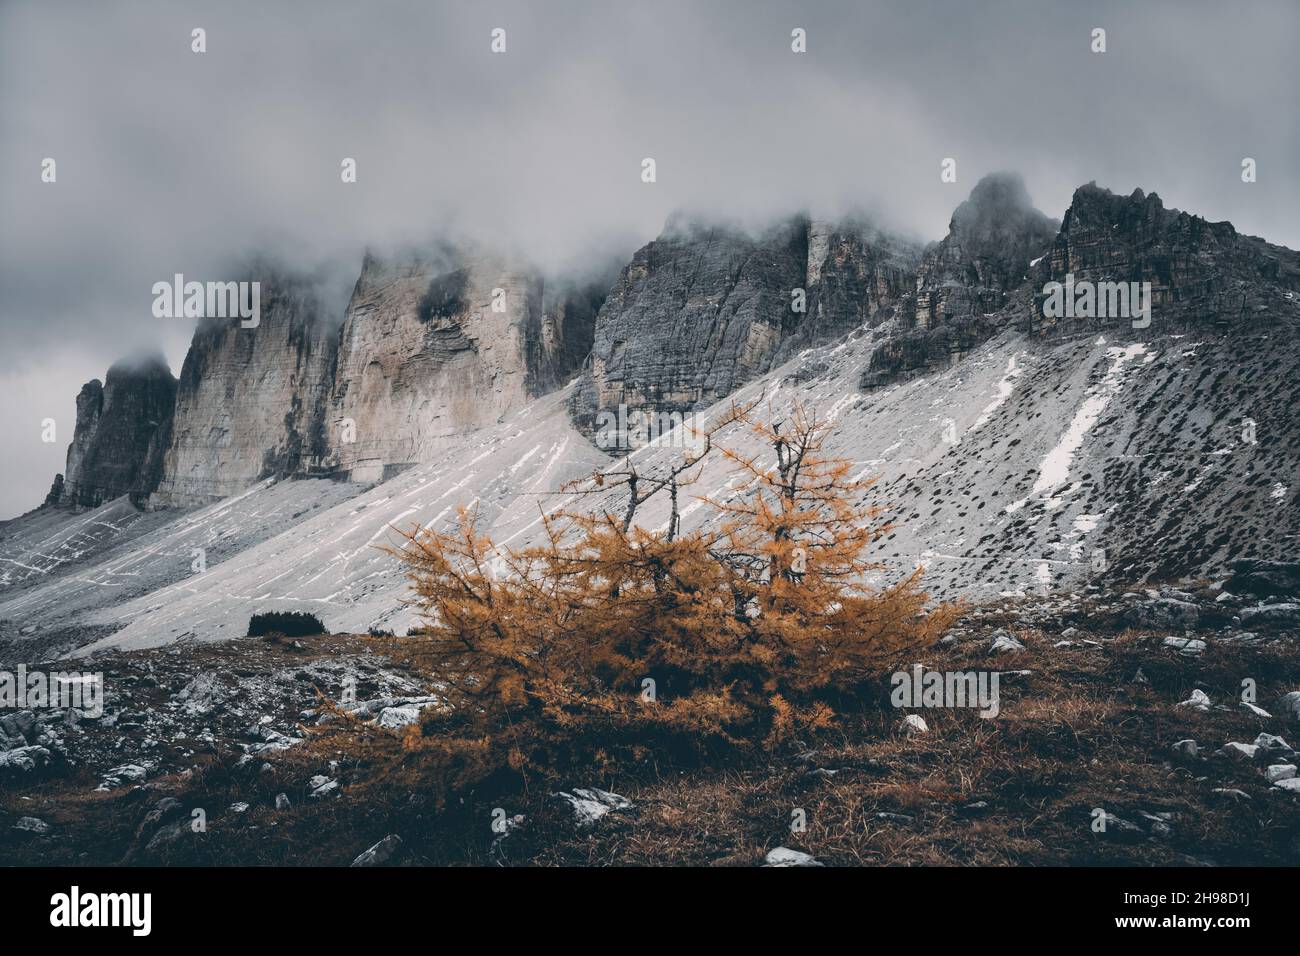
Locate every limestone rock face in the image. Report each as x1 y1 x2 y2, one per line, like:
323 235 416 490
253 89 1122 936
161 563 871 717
861 175 1300 389
862 173 1057 388
60 356 177 508
1034 182 1300 334
323 249 603 481
60 380 104 500
776 219 920 361
572 216 919 438
914 172 1058 329
149 273 339 506
571 217 808 434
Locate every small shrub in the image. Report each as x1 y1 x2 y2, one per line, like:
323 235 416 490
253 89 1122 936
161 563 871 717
247 610 327 638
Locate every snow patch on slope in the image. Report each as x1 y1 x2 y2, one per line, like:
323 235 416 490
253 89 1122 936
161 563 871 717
1006 343 1148 512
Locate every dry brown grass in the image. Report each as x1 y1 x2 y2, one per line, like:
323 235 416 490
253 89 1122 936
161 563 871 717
5 613 1299 866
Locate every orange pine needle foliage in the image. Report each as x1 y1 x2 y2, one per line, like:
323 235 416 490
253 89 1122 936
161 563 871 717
377 402 957 802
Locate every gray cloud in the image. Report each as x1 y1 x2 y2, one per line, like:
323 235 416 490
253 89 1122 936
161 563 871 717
2 0 1297 517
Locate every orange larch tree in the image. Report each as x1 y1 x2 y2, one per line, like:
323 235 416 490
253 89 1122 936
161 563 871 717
377 401 954 800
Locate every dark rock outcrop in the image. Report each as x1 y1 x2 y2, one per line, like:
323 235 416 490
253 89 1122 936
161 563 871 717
1034 182 1300 335
43 474 64 506
59 355 177 509
1226 560 1300 600
572 214 922 438
862 175 1300 389
777 219 920 359
571 216 810 434
862 173 1057 388
913 172 1059 329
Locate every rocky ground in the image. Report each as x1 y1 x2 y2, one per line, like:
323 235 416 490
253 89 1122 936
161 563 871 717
3 571 1299 866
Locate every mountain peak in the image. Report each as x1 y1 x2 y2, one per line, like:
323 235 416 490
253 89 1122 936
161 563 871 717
957 172 1036 218
106 351 173 381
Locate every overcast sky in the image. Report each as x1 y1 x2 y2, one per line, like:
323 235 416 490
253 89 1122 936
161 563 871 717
2 0 1297 519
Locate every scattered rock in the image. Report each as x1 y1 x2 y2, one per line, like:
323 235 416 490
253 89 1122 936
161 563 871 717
139 797 183 832
308 776 340 799
1264 764 1296 784
1241 702 1272 718
374 696 441 729
343 695 441 727
763 847 824 867
1177 689 1212 712
13 817 50 834
990 632 1025 655
275 793 291 810
351 834 404 867
0 710 38 742
553 787 634 828
901 714 929 736
490 813 527 856
175 672 227 716
1211 788 1251 801
144 818 193 853
0 745 51 773
1218 742 1260 762
1272 778 1300 794
1132 599 1200 629
1276 691 1300 722
1096 811 1142 835
1162 637 1206 655
244 722 298 756
96 762 148 790
1137 811 1174 838
1240 603 1300 626
1252 733 1294 758
1171 739 1200 759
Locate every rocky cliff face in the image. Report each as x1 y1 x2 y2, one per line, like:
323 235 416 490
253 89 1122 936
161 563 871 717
571 217 809 434
913 172 1059 329
40 176 1059 511
322 249 604 481
775 219 920 360
48 248 605 508
862 173 1058 387
575 176 1061 432
1033 182 1300 334
148 272 340 506
861 176 1300 389
59 356 177 508
572 215 921 439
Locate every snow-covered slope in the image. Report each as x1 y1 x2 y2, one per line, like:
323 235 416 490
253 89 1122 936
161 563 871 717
553 319 1300 600
6 308 1297 660
49 389 608 653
